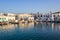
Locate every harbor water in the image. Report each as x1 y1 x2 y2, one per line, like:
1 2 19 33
0 22 60 40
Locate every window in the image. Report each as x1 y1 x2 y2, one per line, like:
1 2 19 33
53 15 55 17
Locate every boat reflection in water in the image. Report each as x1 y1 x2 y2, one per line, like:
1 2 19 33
0 22 60 40
0 24 15 31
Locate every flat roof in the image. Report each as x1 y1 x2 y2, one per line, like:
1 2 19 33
53 12 60 14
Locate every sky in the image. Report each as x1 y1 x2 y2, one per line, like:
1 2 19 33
0 0 60 13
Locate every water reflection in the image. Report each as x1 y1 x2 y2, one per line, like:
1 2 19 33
34 22 52 32
18 22 34 30
0 22 60 32
0 22 60 40
34 22 60 32
0 24 16 32
52 23 60 32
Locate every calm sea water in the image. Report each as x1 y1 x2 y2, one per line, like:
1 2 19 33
0 22 60 40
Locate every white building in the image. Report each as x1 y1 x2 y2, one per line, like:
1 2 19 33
17 13 34 22
0 13 16 23
52 12 60 21
7 13 16 22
